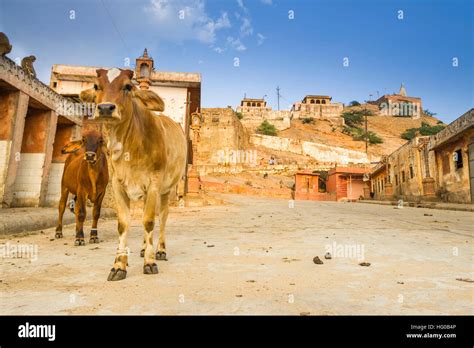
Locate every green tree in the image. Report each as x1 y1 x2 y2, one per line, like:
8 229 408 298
257 120 278 136
349 100 361 106
401 122 445 140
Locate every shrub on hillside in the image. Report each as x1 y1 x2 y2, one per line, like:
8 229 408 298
301 117 315 124
349 100 361 106
256 120 278 136
235 112 243 120
401 122 445 140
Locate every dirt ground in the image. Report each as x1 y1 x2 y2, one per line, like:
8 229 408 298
1 194 473 315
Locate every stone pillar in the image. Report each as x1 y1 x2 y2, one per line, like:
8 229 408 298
39 110 58 206
187 113 202 196
2 91 29 207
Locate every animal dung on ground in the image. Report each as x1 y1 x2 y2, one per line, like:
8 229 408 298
313 256 323 264
359 262 371 267
424 213 433 216
324 252 332 259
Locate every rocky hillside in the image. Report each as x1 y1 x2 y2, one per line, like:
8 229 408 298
279 106 442 158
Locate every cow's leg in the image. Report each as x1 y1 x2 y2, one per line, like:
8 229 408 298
140 195 147 257
74 192 87 246
156 193 169 261
89 191 105 244
143 190 158 274
140 231 146 257
107 180 130 281
55 186 68 239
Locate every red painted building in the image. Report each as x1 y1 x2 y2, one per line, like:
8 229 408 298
295 167 370 201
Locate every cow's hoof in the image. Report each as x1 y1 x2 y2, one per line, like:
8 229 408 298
89 236 100 244
156 251 167 261
107 268 127 281
55 232 63 239
143 263 158 274
74 239 85 246
140 249 145 257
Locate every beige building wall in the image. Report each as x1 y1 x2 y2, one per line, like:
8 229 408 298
149 85 188 127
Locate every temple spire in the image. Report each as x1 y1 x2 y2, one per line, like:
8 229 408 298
399 83 407 96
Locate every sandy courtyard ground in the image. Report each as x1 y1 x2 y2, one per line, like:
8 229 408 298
0 194 473 315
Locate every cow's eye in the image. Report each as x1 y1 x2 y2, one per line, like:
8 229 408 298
93 84 99 91
124 84 133 92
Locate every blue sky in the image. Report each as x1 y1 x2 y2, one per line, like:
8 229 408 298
0 0 472 122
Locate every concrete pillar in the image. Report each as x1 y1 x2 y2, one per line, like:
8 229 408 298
12 108 52 207
45 123 74 206
39 110 58 206
2 91 29 207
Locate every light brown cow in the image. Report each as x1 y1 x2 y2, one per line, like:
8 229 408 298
80 68 187 281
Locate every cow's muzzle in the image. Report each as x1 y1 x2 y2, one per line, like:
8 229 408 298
84 152 97 163
96 103 118 118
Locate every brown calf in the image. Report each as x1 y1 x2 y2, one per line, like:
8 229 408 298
55 130 109 245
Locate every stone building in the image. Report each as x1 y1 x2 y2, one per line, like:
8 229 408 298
428 109 474 203
0 54 83 207
370 108 474 204
372 84 422 119
50 49 201 129
236 97 291 131
370 135 431 201
291 95 343 123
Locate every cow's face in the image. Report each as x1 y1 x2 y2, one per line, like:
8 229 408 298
61 131 105 164
80 68 165 121
83 132 105 164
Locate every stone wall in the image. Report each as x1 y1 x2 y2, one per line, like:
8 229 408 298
197 107 249 169
292 102 343 122
250 134 370 165
236 105 291 131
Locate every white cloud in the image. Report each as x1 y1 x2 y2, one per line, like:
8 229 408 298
236 0 248 12
146 0 231 44
257 33 266 46
213 46 226 54
240 17 253 37
227 36 246 51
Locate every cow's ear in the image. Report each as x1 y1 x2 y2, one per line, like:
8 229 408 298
61 140 83 154
80 88 96 103
133 90 165 112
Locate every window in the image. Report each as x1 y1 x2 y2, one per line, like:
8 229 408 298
322 99 327 104
395 174 398 185
454 149 463 169
310 99 315 104
316 100 321 104
409 165 414 179
252 102 256 107
401 171 405 183
247 102 251 107
139 63 150 78
257 103 261 107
